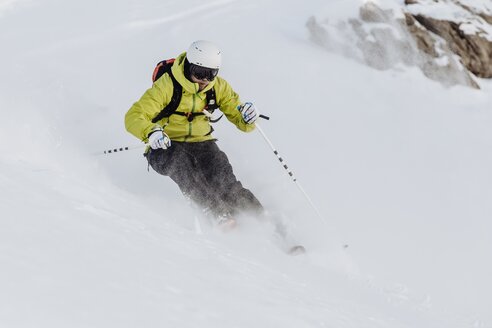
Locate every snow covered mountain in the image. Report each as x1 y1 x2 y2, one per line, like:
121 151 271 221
307 0 492 88
1 0 491 327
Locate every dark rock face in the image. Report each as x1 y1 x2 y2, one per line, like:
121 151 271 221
405 0 492 79
404 13 480 88
410 14 492 78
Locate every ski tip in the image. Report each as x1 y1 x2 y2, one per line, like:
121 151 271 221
287 245 306 256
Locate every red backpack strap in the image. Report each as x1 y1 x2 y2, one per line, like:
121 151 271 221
152 58 176 82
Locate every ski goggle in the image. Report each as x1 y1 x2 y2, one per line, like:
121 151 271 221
190 64 219 81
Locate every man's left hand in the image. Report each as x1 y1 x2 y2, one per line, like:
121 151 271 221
238 102 259 125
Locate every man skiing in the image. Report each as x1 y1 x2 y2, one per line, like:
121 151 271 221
125 40 263 229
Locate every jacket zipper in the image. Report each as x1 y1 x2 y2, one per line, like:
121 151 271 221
186 93 196 139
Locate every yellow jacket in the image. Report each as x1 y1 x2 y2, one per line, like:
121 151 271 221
125 52 255 143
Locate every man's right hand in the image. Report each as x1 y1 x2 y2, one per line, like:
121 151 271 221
148 128 171 150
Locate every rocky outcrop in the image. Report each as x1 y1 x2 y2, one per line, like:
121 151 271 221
307 0 492 88
405 0 492 79
403 12 480 88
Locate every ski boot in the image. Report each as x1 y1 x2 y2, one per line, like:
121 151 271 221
215 213 237 232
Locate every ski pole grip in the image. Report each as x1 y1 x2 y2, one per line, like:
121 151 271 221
259 114 270 120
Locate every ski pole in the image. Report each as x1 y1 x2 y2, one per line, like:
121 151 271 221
93 143 146 156
255 122 327 225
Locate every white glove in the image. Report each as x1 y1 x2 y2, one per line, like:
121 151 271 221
148 128 171 150
238 102 258 124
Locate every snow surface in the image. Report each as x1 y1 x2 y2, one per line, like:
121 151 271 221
1 0 491 327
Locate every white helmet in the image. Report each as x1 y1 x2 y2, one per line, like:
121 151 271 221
186 40 222 69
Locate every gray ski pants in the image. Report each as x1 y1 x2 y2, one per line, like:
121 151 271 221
146 140 263 218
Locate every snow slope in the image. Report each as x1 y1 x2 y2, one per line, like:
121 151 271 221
1 0 491 327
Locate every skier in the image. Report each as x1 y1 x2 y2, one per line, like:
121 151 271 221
125 40 263 229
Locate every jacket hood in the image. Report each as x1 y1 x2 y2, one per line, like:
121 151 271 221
171 52 216 94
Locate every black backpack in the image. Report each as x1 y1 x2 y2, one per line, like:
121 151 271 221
151 58 220 123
